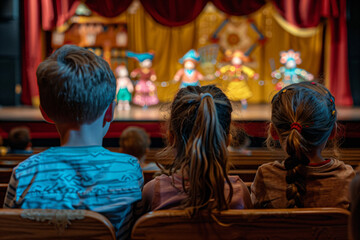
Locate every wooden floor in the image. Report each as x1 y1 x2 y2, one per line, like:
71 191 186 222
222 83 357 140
1 104 360 122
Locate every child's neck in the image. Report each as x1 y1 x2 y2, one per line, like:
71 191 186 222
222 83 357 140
307 146 326 164
56 117 106 147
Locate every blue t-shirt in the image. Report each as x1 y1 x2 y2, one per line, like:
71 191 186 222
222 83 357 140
4 146 143 239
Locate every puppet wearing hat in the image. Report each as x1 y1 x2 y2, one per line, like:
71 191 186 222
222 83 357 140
271 49 313 90
173 49 204 88
127 51 159 107
218 50 257 109
115 64 133 111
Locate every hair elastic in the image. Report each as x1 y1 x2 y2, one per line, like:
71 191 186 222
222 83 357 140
290 122 302 133
200 92 213 100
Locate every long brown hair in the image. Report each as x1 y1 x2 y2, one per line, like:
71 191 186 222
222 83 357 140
163 85 233 213
268 82 337 208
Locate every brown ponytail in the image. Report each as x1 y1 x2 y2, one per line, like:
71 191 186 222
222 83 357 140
163 85 233 214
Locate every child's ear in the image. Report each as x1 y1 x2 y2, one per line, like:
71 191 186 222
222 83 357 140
39 105 54 124
226 134 232 147
270 123 279 140
104 101 115 123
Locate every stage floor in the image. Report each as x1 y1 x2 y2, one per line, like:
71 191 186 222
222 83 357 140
1 104 360 141
1 104 360 122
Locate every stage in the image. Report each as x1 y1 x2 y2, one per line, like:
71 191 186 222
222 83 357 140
1 104 360 147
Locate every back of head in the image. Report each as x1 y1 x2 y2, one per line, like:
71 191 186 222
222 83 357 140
119 127 150 160
230 127 250 149
167 85 233 212
269 82 337 208
36 45 116 124
8 127 31 150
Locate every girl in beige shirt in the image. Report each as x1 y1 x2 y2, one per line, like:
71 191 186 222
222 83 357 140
251 82 354 209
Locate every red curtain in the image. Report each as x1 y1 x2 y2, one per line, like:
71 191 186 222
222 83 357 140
327 0 353 106
86 0 133 18
140 0 266 27
140 0 208 27
22 0 41 105
273 0 353 106
273 0 323 28
41 0 80 30
22 0 80 105
211 0 266 16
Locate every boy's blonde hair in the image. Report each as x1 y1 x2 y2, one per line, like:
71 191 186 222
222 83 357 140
119 127 150 159
36 45 116 124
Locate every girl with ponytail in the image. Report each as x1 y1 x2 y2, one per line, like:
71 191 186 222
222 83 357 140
142 85 252 214
251 82 354 209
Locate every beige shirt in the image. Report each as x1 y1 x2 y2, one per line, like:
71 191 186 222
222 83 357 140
251 159 355 209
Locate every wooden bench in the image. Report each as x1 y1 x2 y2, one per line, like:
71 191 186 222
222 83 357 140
132 208 350 240
0 183 7 208
142 148 360 169
0 169 12 184
0 209 116 239
0 155 29 162
0 160 21 169
2 148 359 170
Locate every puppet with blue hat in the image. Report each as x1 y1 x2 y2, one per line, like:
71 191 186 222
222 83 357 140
126 51 159 107
173 49 204 88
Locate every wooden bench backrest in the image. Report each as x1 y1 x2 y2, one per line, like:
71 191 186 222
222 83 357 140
0 209 116 240
0 155 29 161
0 168 12 183
0 183 7 207
132 208 350 240
143 148 360 168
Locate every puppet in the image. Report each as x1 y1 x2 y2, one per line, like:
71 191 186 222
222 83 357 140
173 49 204 88
127 51 159 108
218 50 258 109
271 49 313 90
115 64 133 111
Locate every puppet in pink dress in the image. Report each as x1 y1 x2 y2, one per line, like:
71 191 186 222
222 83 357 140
127 51 159 107
174 49 204 88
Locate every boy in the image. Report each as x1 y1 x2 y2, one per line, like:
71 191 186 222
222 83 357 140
119 127 159 171
3 45 143 239
7 126 33 154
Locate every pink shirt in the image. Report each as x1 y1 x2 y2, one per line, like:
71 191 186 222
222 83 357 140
142 174 252 212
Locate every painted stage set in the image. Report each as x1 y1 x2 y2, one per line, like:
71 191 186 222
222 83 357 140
1 104 360 147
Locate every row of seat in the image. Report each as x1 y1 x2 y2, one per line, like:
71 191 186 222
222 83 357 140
2 148 360 169
0 208 350 239
0 149 355 239
142 148 360 169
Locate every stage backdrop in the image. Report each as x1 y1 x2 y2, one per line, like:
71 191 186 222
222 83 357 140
22 0 353 106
